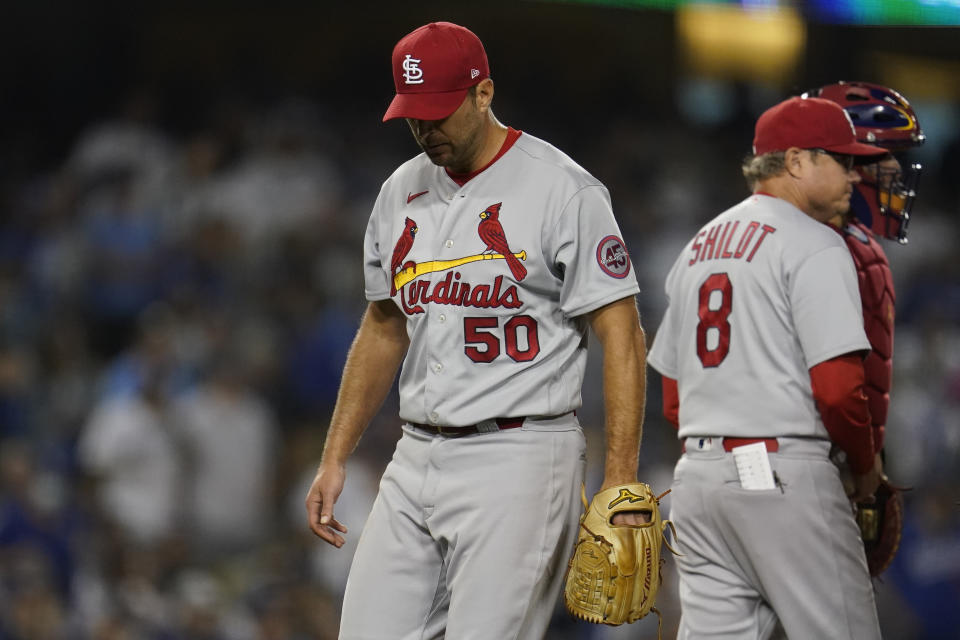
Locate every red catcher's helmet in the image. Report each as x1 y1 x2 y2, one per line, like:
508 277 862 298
808 81 924 150
805 81 924 243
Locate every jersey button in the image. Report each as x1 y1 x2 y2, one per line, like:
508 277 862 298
433 363 443 373
429 412 439 424
438 314 446 323
445 239 454 248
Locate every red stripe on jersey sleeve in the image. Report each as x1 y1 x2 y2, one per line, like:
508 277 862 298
662 375 679 429
809 354 874 474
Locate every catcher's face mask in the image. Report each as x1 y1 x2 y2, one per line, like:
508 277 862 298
851 156 921 244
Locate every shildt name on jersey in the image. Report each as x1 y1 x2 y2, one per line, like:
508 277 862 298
687 220 777 266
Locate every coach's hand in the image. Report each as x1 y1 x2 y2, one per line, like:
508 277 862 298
306 462 348 547
849 453 884 503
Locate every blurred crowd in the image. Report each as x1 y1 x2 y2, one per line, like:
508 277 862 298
0 78 958 639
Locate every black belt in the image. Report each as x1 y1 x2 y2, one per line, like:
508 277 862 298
410 417 526 437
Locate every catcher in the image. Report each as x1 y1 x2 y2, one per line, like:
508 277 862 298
804 81 925 577
564 482 679 633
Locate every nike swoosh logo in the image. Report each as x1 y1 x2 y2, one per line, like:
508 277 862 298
407 190 429 204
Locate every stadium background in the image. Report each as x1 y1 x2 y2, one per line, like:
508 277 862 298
0 1 958 638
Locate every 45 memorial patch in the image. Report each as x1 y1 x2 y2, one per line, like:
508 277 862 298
597 235 631 279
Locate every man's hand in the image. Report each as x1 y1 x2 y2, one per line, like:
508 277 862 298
305 463 348 547
304 300 409 548
564 483 675 625
611 511 653 526
849 452 884 503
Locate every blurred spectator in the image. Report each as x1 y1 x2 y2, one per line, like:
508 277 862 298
0 345 36 440
97 302 197 403
78 168 168 358
0 440 78 598
172 349 279 559
170 569 230 640
886 484 960 639
182 98 343 251
76 348 184 546
65 86 178 215
282 295 356 420
31 313 97 451
0 558 67 640
0 443 76 640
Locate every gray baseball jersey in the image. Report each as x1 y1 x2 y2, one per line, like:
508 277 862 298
648 193 869 439
340 129 639 639
364 129 639 426
648 193 880 639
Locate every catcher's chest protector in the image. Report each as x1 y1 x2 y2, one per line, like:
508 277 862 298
564 484 678 631
842 221 894 432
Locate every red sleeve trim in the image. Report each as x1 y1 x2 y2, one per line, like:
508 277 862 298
662 375 679 429
809 354 874 473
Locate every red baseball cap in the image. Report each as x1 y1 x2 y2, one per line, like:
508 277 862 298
383 22 490 122
752 96 888 158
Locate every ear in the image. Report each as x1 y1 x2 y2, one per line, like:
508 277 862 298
784 147 806 178
475 78 495 111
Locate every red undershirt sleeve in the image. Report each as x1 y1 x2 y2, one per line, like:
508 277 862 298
662 375 679 429
809 354 874 474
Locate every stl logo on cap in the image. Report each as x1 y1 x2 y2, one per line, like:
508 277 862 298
402 55 424 85
383 22 491 122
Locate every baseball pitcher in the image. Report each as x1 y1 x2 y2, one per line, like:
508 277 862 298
305 22 649 640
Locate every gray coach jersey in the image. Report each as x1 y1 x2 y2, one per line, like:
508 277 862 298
364 131 639 427
648 194 870 439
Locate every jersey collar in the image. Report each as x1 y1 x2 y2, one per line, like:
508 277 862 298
446 127 522 187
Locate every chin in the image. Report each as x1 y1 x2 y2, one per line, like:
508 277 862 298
425 149 451 166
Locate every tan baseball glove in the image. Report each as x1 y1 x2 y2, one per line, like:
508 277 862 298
564 483 678 629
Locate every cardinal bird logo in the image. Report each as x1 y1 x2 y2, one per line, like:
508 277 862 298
390 217 418 296
478 203 527 281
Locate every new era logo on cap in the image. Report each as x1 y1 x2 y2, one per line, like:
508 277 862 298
383 22 491 122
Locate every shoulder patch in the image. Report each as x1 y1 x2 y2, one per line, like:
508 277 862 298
596 235 631 279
